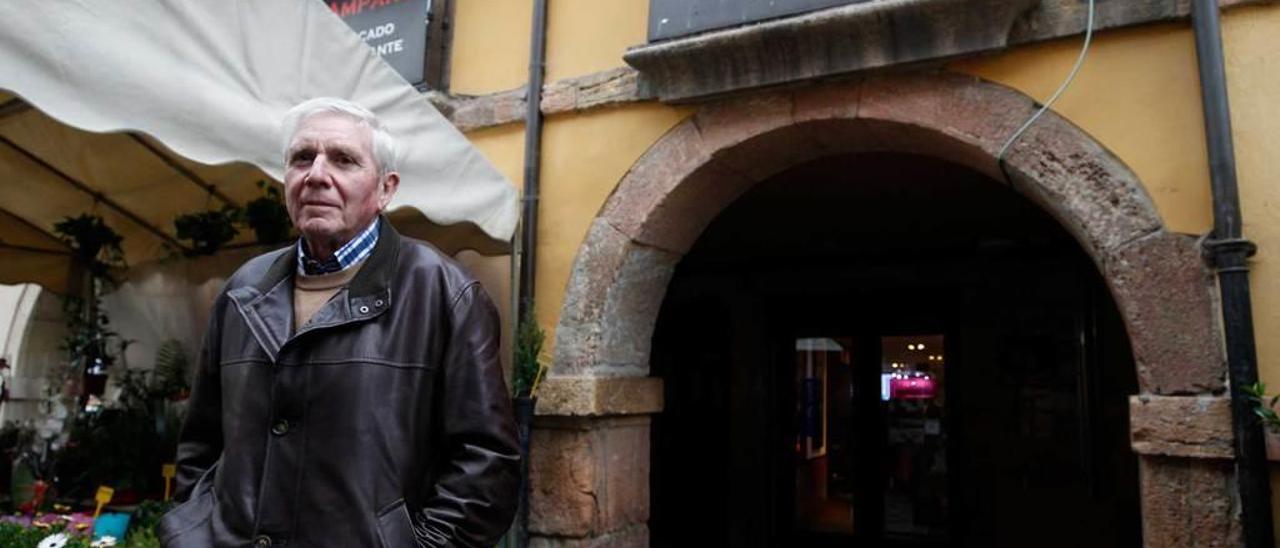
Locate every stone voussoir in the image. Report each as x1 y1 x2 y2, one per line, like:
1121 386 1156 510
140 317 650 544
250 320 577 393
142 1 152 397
630 160 754 254
597 246 681 372
693 92 796 155
857 72 1037 161
601 121 714 243
1130 395 1233 459
1003 114 1164 259
1106 231 1226 395
554 219 634 375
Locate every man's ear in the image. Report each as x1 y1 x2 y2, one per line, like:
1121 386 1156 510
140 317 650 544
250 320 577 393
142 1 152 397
378 172 400 210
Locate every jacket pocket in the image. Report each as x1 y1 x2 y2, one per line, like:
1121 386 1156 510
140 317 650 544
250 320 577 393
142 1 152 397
376 499 418 548
157 482 216 547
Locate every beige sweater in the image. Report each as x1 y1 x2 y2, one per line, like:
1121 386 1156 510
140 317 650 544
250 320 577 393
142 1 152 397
293 261 364 333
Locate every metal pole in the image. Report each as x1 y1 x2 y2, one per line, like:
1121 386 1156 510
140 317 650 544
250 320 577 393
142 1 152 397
518 0 548 325
515 2 549 547
1190 2 1275 547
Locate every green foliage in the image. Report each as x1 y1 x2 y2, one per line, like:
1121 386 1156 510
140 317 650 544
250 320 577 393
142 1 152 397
0 523 93 548
54 342 189 501
59 296 124 370
243 181 292 245
57 404 184 498
173 181 293 253
150 340 189 400
123 527 160 548
127 500 173 537
1245 382 1280 431
0 522 54 547
174 206 240 256
53 214 126 278
118 499 173 547
0 518 162 547
512 310 547 398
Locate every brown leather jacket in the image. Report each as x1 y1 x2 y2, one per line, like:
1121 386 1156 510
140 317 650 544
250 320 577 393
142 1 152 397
160 220 520 547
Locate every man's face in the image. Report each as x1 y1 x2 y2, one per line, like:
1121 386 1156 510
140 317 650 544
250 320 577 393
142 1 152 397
284 113 398 252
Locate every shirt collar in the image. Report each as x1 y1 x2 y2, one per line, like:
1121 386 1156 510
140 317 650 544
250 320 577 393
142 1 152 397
297 217 380 276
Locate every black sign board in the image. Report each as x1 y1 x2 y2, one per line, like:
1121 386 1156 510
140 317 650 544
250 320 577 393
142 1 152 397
326 0 429 85
648 0 870 42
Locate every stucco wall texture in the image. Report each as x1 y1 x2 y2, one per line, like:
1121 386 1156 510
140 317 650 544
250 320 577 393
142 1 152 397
450 0 1280 532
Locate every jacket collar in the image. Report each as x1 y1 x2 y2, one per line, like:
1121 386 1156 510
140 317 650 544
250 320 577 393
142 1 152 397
229 216 401 362
253 216 400 297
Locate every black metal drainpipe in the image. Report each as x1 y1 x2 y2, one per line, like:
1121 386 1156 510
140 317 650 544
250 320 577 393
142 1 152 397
1191 2 1275 547
516 1 548 547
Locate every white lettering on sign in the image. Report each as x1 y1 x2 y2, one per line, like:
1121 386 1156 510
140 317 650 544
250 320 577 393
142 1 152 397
374 39 405 56
358 22 396 41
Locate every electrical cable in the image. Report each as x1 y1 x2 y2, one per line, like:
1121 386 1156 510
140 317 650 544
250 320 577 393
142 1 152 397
997 0 1096 170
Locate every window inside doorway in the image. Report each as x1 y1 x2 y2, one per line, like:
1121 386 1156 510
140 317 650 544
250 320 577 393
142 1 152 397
881 335 948 541
791 334 949 542
793 337 853 535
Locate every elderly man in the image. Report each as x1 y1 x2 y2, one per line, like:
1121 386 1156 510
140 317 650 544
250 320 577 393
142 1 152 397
159 98 520 547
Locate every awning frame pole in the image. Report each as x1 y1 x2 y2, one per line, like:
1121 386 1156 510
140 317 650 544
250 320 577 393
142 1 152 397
0 134 190 252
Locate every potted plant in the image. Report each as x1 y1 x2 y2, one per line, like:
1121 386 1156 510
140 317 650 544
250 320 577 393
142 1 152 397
53 215 124 281
242 181 292 245
510 310 546 548
173 206 240 256
55 341 189 504
49 214 127 473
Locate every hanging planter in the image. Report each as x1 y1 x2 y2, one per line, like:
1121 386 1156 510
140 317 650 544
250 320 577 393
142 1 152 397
173 206 240 256
52 215 124 280
242 180 292 245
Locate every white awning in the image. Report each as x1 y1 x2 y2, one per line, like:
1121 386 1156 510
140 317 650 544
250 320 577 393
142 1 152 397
0 1 518 292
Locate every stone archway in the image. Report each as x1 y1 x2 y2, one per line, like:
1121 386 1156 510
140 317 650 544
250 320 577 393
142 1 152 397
531 72 1238 548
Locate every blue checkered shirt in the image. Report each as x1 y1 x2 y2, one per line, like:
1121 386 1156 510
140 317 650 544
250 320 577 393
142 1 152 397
297 218 379 275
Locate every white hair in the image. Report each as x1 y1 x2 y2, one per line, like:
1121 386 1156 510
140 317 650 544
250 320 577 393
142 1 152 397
280 97 399 178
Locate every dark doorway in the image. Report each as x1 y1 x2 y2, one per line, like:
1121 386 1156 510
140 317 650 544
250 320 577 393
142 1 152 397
648 153 1141 548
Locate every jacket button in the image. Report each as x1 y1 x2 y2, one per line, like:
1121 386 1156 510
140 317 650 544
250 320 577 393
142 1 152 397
270 419 291 436
374 299 384 307
359 305 370 314
254 535 273 546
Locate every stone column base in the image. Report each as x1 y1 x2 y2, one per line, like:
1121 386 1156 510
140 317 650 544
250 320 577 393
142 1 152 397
528 376 662 547
1130 395 1243 547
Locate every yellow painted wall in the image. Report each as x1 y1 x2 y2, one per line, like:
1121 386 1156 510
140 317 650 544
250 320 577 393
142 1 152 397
545 0 649 82
450 0 646 94
449 0 531 94
1222 4 1280 390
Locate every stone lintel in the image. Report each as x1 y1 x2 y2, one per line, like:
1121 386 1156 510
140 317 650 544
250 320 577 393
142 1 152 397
1130 395 1233 459
535 375 664 417
623 0 1274 103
